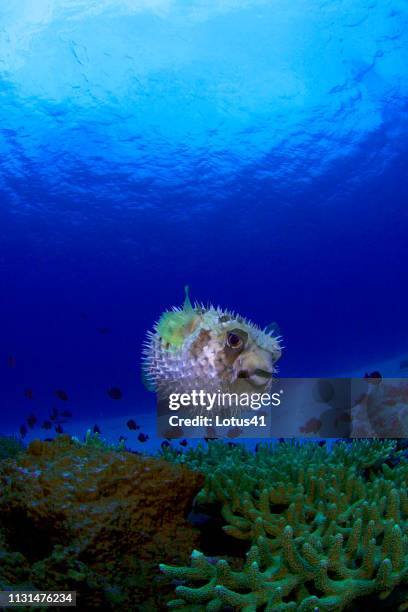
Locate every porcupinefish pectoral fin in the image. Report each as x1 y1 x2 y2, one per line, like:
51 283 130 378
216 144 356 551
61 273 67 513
264 321 281 337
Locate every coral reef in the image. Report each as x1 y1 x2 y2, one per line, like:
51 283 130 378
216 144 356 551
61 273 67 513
72 428 126 451
0 434 25 461
0 435 204 609
3 434 408 610
160 440 408 611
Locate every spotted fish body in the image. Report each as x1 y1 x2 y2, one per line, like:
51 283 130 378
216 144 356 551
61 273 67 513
143 289 282 395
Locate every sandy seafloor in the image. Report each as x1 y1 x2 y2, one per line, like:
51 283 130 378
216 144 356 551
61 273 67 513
3 352 408 454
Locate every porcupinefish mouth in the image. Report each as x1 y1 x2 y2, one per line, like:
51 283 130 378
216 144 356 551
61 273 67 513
237 368 273 387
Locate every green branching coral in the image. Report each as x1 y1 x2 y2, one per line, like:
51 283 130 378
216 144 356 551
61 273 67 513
160 440 408 611
161 439 400 476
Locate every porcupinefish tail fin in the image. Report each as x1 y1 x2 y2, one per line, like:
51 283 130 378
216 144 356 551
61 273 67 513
183 285 194 313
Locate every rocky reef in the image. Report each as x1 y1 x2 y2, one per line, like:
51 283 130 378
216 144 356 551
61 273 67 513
0 435 204 609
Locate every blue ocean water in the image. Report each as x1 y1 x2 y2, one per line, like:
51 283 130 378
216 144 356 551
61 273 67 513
0 1 407 445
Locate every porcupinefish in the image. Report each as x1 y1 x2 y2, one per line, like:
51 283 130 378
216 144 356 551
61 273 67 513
107 386 123 400
55 389 69 401
142 287 282 396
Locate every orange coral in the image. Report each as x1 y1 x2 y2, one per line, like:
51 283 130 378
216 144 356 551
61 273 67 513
0 436 204 609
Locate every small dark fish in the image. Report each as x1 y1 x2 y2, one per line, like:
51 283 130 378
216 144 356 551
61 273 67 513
204 425 218 440
187 511 212 527
19 424 27 438
97 327 111 335
164 426 183 439
55 390 69 401
179 439 188 447
61 410 72 418
27 413 37 429
50 407 59 420
364 370 382 380
227 427 243 439
24 389 34 400
300 417 322 434
126 419 139 430
93 424 101 434
364 370 382 385
137 432 149 442
107 387 122 400
119 435 127 443
400 360 408 371
8 355 16 369
161 440 170 448
41 420 52 430
55 424 64 434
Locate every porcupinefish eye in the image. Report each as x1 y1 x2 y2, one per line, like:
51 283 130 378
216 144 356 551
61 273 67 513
226 329 247 349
